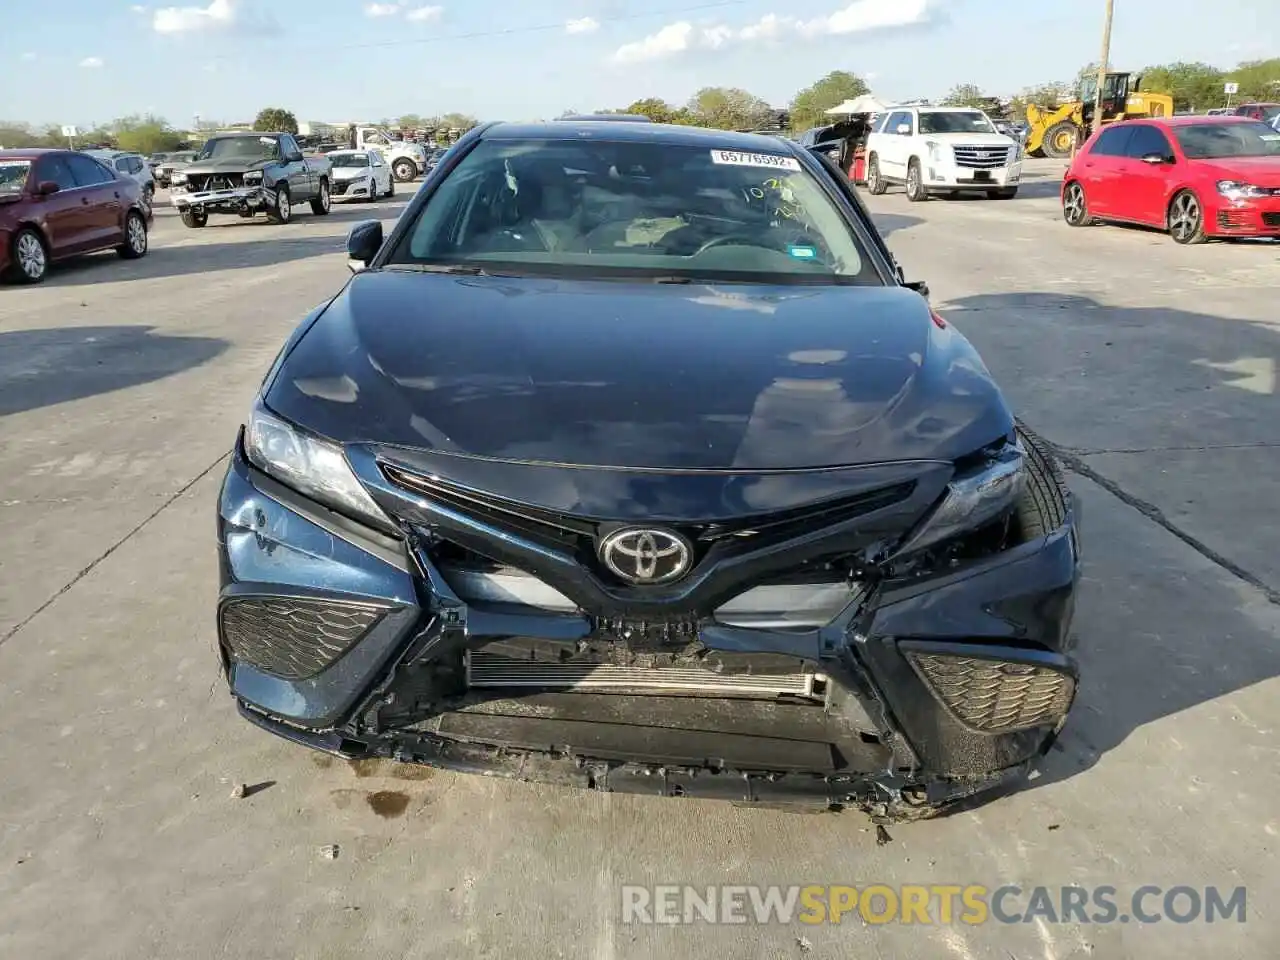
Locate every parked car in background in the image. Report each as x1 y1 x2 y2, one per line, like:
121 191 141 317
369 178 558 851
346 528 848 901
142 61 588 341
1062 116 1280 244
83 149 155 202
169 132 331 228
1231 102 1280 124
328 149 394 201
153 151 199 188
0 148 152 283
423 146 449 173
865 105 1022 200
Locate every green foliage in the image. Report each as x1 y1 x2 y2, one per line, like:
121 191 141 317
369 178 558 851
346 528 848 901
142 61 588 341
397 114 428 129
113 114 184 155
687 86 773 131
789 71 870 132
1138 62 1227 111
0 122 42 147
253 107 298 134
1225 57 1280 100
438 112 479 131
940 83 989 109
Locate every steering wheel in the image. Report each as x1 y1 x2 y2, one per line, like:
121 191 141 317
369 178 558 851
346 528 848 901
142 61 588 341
691 233 770 257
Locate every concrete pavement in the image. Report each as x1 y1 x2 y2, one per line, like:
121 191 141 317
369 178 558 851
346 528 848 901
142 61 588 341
1 165 1277 959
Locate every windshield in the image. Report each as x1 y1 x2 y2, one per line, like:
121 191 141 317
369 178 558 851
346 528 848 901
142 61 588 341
198 137 280 162
1174 121 1280 159
918 111 996 135
0 160 31 195
330 153 370 167
393 138 875 285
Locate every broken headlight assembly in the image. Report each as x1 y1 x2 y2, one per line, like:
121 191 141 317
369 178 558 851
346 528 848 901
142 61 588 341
243 404 397 534
242 171 264 185
894 437 1025 557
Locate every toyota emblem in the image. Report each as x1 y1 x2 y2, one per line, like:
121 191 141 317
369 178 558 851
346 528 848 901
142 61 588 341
599 527 692 585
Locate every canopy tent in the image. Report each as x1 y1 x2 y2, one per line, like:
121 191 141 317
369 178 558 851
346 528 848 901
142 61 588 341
825 94 887 116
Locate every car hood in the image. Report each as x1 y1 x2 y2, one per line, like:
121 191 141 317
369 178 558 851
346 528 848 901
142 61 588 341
930 132 1017 147
182 158 272 176
1194 156 1280 187
265 272 1012 470
332 166 372 179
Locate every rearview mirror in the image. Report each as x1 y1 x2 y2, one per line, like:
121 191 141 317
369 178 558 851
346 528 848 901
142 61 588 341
37 180 60 196
346 220 384 272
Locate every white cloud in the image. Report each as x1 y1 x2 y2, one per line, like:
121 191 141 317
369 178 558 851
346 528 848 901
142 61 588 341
79 56 105 68
153 0 236 33
20 51 38 62
612 0 935 63
405 4 442 21
565 16 599 34
130 4 146 12
365 2 400 14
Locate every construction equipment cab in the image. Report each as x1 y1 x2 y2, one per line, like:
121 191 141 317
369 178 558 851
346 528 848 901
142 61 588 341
1025 72 1173 158
863 104 1022 202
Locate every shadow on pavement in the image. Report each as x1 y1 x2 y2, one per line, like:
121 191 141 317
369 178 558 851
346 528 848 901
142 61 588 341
0 325 229 416
932 290 1280 811
871 213 925 237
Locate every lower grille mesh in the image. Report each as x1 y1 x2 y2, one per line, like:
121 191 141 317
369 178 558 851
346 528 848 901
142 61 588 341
466 652 823 699
220 596 386 680
907 652 1074 733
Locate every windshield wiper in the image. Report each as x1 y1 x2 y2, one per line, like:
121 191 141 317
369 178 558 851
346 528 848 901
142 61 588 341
389 263 491 276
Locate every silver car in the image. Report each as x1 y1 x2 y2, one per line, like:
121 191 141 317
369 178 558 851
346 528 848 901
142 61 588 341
83 149 156 200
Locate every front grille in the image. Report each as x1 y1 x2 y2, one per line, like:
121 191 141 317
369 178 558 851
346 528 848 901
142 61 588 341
332 181 349 195
187 173 243 192
383 463 914 577
906 652 1074 733
952 146 1011 169
220 596 387 679
1262 212 1280 228
466 651 825 699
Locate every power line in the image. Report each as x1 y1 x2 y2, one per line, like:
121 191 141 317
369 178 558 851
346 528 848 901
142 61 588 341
207 0 753 59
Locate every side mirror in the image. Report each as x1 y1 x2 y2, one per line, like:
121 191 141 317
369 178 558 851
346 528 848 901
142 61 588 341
346 219 384 272
895 123 911 135
1140 152 1171 165
37 180 60 196
287 152 304 163
904 279 930 299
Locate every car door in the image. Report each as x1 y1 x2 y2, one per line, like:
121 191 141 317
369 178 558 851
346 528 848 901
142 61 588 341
369 151 389 194
280 135 313 199
30 154 89 256
1077 125 1133 216
65 153 126 248
1120 124 1176 224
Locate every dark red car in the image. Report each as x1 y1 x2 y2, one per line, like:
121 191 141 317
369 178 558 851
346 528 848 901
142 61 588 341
0 148 153 284
1061 116 1280 244
1232 103 1280 123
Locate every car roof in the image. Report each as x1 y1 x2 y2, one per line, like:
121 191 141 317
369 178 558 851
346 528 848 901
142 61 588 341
890 105 985 112
479 121 803 153
0 148 64 160
1126 115 1265 128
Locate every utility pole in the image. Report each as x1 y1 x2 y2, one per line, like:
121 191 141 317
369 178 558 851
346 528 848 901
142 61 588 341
1093 0 1114 132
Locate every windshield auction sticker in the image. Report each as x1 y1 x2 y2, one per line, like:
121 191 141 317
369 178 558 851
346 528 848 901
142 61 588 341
709 150 802 171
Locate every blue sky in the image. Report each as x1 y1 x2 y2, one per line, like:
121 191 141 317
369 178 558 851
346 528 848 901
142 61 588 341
4 0 1276 129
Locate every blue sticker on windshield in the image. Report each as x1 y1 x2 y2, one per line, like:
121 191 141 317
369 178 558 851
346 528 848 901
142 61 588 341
788 245 817 259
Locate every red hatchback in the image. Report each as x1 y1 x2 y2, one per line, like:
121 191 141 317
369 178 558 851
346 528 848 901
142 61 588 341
1061 116 1280 244
0 148 153 283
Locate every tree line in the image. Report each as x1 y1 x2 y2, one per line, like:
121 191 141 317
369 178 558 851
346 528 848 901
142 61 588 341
3 56 1276 153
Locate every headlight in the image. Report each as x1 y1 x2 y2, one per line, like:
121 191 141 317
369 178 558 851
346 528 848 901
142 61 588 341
170 172 187 184
1217 180 1267 200
242 171 263 185
244 405 395 532
895 439 1025 555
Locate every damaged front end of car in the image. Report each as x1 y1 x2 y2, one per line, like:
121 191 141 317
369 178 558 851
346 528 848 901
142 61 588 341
215 408 1081 821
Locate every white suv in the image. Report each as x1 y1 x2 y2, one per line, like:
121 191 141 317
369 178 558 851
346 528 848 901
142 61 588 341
864 106 1021 201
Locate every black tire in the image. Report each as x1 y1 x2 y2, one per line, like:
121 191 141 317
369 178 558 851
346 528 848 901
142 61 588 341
1014 421 1070 540
1041 121 1079 159
1061 181 1093 227
392 159 417 183
1167 189 1207 245
310 178 331 216
905 158 927 202
266 184 292 224
386 177 395 198
5 227 49 284
181 210 208 228
866 154 887 195
117 210 148 259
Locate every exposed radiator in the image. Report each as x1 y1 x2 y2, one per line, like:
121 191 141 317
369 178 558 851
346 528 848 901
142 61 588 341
466 652 825 699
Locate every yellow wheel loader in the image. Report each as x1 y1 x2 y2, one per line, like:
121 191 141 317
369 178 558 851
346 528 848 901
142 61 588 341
1025 72 1174 158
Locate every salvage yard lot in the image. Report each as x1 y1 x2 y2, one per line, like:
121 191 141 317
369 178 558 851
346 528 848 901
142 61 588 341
1 160 1278 959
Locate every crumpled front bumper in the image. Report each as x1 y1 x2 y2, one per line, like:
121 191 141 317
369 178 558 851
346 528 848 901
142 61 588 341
172 185 270 213
216 445 1081 817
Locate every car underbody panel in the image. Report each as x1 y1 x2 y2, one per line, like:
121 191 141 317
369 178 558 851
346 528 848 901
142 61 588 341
217 424 1081 819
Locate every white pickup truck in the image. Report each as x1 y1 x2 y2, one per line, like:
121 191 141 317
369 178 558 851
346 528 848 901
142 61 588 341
864 105 1022 201
346 127 428 183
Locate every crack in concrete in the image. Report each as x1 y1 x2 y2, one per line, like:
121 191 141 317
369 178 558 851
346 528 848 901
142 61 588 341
1053 444 1280 606
0 452 230 649
1071 442 1280 456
